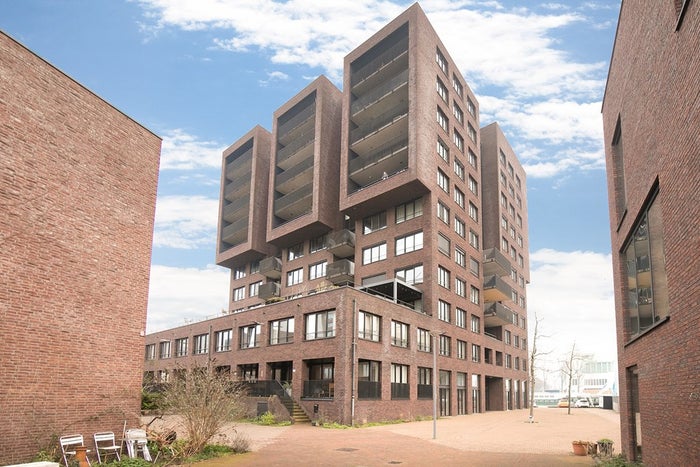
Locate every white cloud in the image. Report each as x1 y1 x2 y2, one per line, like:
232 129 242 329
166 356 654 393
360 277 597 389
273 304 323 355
153 195 219 249
147 264 230 333
527 248 617 364
160 128 225 170
258 70 290 86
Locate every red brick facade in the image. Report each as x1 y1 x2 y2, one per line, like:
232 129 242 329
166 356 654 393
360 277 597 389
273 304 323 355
0 32 161 463
602 1 700 464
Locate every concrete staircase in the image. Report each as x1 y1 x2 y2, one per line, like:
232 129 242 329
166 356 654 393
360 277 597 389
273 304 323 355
281 396 311 424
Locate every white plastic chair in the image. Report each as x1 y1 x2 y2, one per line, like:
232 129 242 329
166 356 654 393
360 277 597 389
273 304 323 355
93 432 121 463
60 434 92 467
124 428 152 461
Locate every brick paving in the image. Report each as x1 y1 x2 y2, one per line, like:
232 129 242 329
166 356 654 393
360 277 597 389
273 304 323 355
179 407 621 466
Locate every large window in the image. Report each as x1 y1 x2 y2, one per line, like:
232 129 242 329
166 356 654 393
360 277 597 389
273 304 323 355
215 329 232 352
456 307 467 328
454 217 465 238
417 367 433 399
437 201 450 224
438 266 450 289
145 344 156 360
455 277 466 297
439 335 451 356
437 138 449 162
470 286 480 305
471 314 481 333
193 334 209 355
309 261 327 280
233 286 245 301
453 130 464 152
437 169 449 193
438 299 450 322
436 77 448 102
358 311 381 342
306 310 335 340
270 317 294 345
455 247 466 268
288 242 304 261
363 211 387 234
159 341 171 359
417 328 431 352
437 107 449 132
624 190 669 338
362 243 387 265
239 325 260 349
396 264 423 285
396 231 423 255
391 363 409 399
391 320 409 348
358 360 381 399
457 340 467 360
436 47 447 74
454 187 465 208
175 337 188 357
469 230 480 249
471 344 481 362
468 201 479 222
287 267 303 286
249 281 262 297
396 198 423 223
310 233 328 253
453 102 463 125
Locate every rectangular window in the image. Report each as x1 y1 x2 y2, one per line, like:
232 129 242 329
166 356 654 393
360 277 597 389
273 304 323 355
391 320 409 348
470 286 480 305
358 311 381 342
505 330 512 345
437 138 449 162
362 243 387 265
471 315 480 333
452 74 463 97
457 340 467 359
358 360 381 399
159 341 171 359
306 310 335 340
438 299 451 322
454 217 465 238
175 338 188 357
500 171 507 186
470 257 480 276
468 201 478 222
453 102 463 125
287 267 303 286
418 367 433 399
288 242 304 261
437 107 448 132
436 77 448 102
233 286 245 301
270 317 294 345
471 344 481 362
396 264 423 285
437 169 449 193
454 187 465 208
417 328 431 352
437 201 450 224
453 158 465 180
453 130 464 152
249 280 262 297
396 231 423 255
436 47 447 74
310 234 328 253
145 344 156 360
234 266 247 280
467 123 476 142
193 334 209 355
363 211 387 234
396 198 423 223
468 149 477 168
454 247 466 267
309 261 327 280
250 260 260 274
439 335 451 356
469 230 480 249
467 96 476 117
456 307 467 328
455 277 466 297
216 329 233 352
438 266 450 289
468 175 478 196
391 363 409 399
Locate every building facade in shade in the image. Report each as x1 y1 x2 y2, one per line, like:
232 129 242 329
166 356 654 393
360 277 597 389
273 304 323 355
602 1 700 464
0 32 161 463
144 3 530 425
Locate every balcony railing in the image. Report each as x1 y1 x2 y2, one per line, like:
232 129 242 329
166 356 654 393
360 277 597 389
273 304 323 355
391 382 409 400
327 229 355 258
277 104 315 140
258 282 281 300
348 135 408 175
483 274 512 303
417 384 433 400
303 380 334 399
358 381 381 400
275 156 314 189
351 37 408 88
326 259 355 285
484 302 514 327
276 132 315 165
274 184 313 214
351 69 409 116
483 248 511 278
259 257 282 279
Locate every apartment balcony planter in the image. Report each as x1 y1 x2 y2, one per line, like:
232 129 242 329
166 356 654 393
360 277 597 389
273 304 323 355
259 257 282 279
327 229 356 258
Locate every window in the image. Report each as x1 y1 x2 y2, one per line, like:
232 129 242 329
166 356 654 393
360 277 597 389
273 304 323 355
454 187 465 208
471 314 480 333
470 286 480 305
518 254 524 267
396 264 423 285
500 171 507 186
363 211 387 234
499 149 507 165
287 267 303 286
500 192 508 208
453 102 463 125
438 299 450 322
363 243 387 265
469 257 480 277
417 328 431 352
456 308 466 328
514 335 520 348
457 340 467 359
505 330 512 345
309 261 327 280
468 149 477 168
391 320 409 348
310 234 328 253
439 335 451 356
469 230 480 249
437 107 448 132
437 169 449 193
452 74 463 97
468 175 478 196
467 96 475 117
396 231 423 255
249 280 262 297
193 334 209 355
505 354 512 368
508 203 516 218
358 360 381 399
270 317 294 345
234 266 247 280
502 237 509 253
436 47 447 74
215 329 233 352
624 189 669 338
507 162 514 178
454 217 465 238
306 310 335 340
233 286 245 301
288 242 304 261
468 202 478 222
453 130 464 152
438 266 450 289
418 367 433 399
396 198 423 223
454 247 466 268
358 311 381 342
455 277 466 297
175 338 188 357
437 138 449 162
453 158 465 180
145 344 156 360
250 260 260 274
159 341 170 359
467 123 476 142
517 214 523 227
437 201 449 224
436 77 448 102
391 363 409 399
471 344 481 362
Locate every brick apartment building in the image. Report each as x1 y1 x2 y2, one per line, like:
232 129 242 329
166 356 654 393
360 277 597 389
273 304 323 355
602 1 700 464
0 32 161 463
144 3 530 425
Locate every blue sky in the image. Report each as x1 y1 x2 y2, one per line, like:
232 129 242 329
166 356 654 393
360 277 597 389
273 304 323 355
1 1 621 370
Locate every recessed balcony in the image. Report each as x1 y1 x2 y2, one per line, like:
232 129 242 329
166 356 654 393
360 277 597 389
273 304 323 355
221 217 248 245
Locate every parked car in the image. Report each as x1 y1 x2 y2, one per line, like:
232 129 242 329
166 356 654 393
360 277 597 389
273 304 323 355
575 398 591 408
557 398 570 408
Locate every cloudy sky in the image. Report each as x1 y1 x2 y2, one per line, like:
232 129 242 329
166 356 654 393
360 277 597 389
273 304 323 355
1 0 620 366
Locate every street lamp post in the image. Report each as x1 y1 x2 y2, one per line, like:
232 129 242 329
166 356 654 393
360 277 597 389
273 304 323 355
432 332 438 439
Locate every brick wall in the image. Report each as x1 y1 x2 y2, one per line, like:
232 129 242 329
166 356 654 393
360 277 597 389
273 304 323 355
0 32 161 463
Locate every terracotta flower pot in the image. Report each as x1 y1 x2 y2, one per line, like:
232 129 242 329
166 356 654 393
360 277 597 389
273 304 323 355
572 442 588 456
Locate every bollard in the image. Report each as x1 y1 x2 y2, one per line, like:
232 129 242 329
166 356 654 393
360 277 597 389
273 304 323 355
75 445 89 467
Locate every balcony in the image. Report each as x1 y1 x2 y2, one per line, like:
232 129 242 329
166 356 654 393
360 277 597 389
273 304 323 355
277 104 315 146
222 195 249 223
483 248 511 278
303 380 334 399
224 179 250 202
221 217 248 245
327 229 355 258
484 302 514 327
276 132 315 171
348 137 408 190
259 256 282 280
273 184 313 221
350 69 409 123
275 156 314 194
258 282 281 301
225 152 252 182
483 274 512 303
326 259 355 285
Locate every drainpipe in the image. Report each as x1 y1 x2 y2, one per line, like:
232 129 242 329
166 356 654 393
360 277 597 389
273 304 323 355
351 299 357 426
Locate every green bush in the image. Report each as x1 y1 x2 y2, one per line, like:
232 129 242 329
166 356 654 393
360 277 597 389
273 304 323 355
104 458 152 467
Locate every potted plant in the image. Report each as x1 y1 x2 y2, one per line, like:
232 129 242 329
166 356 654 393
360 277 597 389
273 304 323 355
597 438 614 457
571 440 588 456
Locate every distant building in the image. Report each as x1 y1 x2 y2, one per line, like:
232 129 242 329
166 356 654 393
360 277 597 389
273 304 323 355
602 1 700 464
0 32 161 463
145 3 530 424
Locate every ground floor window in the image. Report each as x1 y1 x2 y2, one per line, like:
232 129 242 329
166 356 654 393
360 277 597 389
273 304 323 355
439 370 451 416
471 374 481 413
304 359 334 399
456 372 467 415
417 367 433 399
391 363 409 399
358 360 381 399
238 364 258 382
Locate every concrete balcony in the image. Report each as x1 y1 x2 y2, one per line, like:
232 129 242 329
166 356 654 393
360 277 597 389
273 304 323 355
484 302 514 327
327 229 356 258
326 259 355 285
221 217 248 245
483 274 512 303
258 282 281 300
483 248 511 278
259 256 282 280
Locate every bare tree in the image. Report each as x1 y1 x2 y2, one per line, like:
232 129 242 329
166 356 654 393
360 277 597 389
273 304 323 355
561 342 583 415
528 312 550 422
